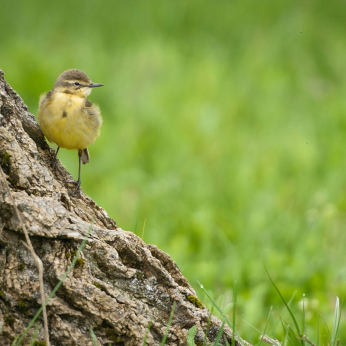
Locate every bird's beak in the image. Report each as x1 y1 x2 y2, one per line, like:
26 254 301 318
89 83 104 88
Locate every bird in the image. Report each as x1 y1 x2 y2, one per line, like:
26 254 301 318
38 69 104 197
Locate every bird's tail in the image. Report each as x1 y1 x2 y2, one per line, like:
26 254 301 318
81 148 90 164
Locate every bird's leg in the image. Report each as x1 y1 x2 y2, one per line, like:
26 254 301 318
65 150 82 197
51 147 60 171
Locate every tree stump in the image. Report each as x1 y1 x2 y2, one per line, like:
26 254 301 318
0 69 251 346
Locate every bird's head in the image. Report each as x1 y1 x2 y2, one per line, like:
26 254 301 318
54 69 103 97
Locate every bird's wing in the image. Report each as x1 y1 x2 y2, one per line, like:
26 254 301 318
85 99 93 108
84 99 102 127
39 93 47 106
39 90 54 107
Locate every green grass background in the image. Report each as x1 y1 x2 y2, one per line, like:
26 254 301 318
1 0 345 343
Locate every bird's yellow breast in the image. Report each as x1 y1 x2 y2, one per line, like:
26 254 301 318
38 92 102 150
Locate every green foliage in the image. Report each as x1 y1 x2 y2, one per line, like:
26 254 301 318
187 325 197 346
263 267 341 346
1 1 346 343
263 262 302 341
199 281 244 346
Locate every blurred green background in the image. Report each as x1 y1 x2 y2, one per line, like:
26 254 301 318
1 0 345 343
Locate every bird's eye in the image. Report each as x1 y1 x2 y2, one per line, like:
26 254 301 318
74 82 80 86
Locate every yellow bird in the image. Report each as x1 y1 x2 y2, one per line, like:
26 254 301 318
38 69 103 196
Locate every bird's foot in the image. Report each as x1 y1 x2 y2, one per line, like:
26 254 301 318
51 157 63 174
65 179 82 198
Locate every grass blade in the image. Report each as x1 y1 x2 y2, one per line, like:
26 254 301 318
198 281 233 328
242 319 263 334
203 308 213 346
278 316 289 346
316 313 319 346
197 281 245 346
29 323 40 346
142 318 153 346
262 261 302 343
289 326 301 346
134 216 139 235
302 294 305 346
160 302 176 346
11 336 19 346
331 296 341 346
141 219 146 240
282 324 290 346
258 306 273 346
187 325 198 346
318 310 331 341
279 316 300 346
232 281 237 346
242 319 280 346
89 328 98 346
213 320 225 346
272 291 297 337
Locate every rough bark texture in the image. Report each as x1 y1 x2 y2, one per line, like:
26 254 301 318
0 69 252 346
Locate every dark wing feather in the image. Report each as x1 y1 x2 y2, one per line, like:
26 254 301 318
85 99 93 108
40 90 53 106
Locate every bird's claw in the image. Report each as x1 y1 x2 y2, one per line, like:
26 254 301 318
51 158 63 175
65 180 82 198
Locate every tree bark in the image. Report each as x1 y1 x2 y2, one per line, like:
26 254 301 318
0 69 252 346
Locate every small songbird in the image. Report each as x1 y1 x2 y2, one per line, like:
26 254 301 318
38 69 104 197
